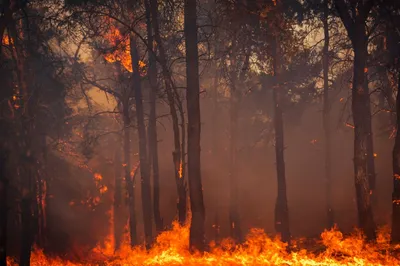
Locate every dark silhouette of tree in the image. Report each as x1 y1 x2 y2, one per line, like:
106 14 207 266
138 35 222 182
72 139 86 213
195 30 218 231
334 0 376 240
184 0 206 252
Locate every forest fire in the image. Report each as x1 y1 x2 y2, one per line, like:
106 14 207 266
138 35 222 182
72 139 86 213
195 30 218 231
6 221 400 265
3 0 400 266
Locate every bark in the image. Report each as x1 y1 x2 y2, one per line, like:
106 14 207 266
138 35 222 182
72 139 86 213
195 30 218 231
272 38 290 244
391 68 400 243
184 0 205 252
335 0 376 240
20 194 32 266
229 82 242 242
212 64 220 244
228 51 249 242
123 105 137 247
0 149 8 266
149 0 187 225
322 0 334 229
113 148 123 251
144 0 162 233
129 35 153 248
351 31 376 241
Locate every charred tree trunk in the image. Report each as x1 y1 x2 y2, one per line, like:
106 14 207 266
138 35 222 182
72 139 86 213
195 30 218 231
0 148 8 265
20 193 32 266
335 0 376 241
184 0 205 252
144 0 163 233
113 147 123 251
212 64 220 244
123 104 137 247
149 0 187 225
322 0 334 229
272 38 290 245
391 67 400 243
20 154 34 266
129 35 153 248
229 83 242 242
351 30 376 241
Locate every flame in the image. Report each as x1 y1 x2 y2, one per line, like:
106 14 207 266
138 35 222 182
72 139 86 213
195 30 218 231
130 162 140 178
6 221 400 265
1 33 13 46
103 25 146 75
94 173 102 181
178 161 183 178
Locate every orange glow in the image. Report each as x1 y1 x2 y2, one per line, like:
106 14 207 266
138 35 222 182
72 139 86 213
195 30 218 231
94 173 102 181
178 161 183 178
103 25 146 75
1 33 12 46
6 221 400 265
130 162 140 178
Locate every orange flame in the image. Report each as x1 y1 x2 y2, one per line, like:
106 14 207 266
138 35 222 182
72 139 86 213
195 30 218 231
1 33 12 46
7 221 400 265
178 161 183 178
103 25 146 75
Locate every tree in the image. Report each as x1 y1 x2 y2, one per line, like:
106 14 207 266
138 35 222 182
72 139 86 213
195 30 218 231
129 34 153 248
149 0 187 226
322 0 334 229
334 0 376 240
184 0 206 252
144 0 163 234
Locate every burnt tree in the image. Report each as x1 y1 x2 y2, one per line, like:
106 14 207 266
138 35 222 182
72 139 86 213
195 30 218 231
184 0 206 252
144 0 163 233
334 0 376 240
149 0 187 225
272 36 291 245
322 0 334 229
392 61 400 243
129 35 153 248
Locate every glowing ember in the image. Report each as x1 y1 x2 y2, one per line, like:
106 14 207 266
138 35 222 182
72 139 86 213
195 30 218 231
2 33 12 46
6 222 400 265
178 161 183 178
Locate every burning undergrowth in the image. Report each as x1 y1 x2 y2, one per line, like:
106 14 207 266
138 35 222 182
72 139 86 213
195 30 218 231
6 220 400 265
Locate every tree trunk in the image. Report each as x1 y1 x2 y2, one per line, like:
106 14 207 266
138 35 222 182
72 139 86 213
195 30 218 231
144 0 163 234
123 105 137 247
351 31 376 241
149 0 187 225
229 83 242 242
129 35 153 248
322 0 334 229
391 68 400 243
184 0 206 252
0 148 8 266
113 147 124 251
20 171 33 266
334 0 376 241
272 38 290 244
212 63 220 244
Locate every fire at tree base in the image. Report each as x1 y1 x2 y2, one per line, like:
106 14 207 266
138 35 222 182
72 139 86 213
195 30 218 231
6 219 400 265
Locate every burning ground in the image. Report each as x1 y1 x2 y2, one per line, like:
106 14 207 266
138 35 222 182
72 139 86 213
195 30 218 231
6 221 400 265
